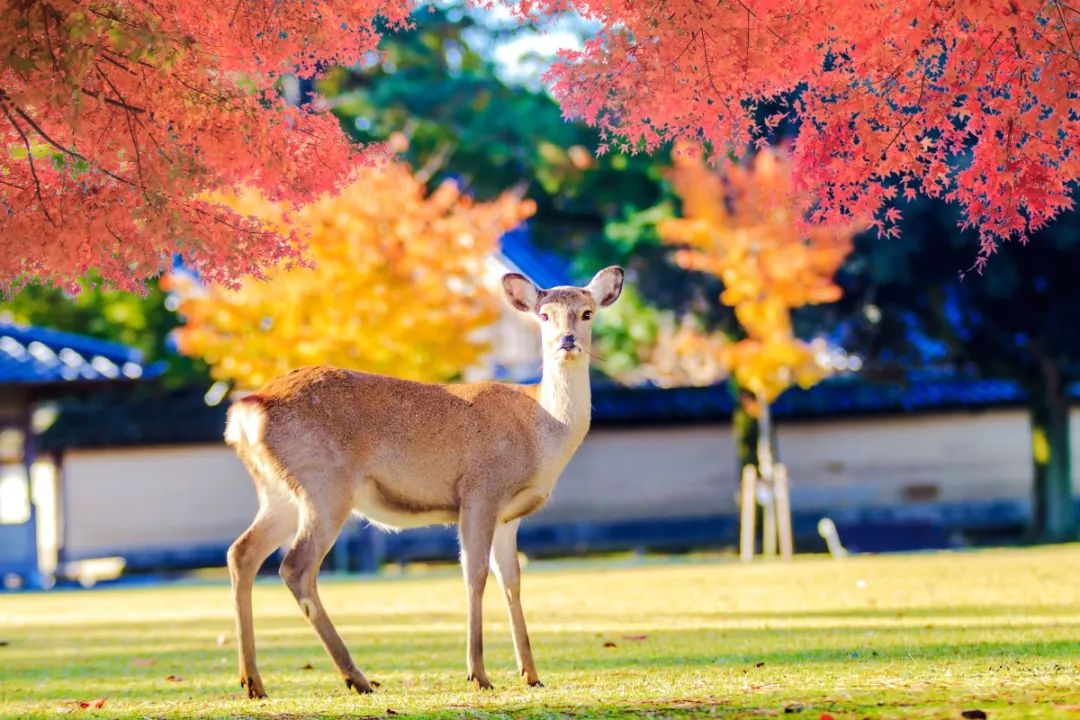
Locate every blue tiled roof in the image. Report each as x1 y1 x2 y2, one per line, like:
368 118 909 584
497 225 575 288
591 375 1077 425
33 371 1078 450
0 322 165 386
770 376 1031 417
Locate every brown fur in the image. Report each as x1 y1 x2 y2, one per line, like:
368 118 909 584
236 369 550 512
224 267 624 698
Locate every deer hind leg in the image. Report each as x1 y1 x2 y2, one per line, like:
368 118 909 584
459 501 498 690
228 483 297 699
280 490 373 695
490 520 542 687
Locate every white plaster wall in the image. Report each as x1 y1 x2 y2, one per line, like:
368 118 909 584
62 445 256 558
775 410 1035 509
542 425 736 522
58 408 1079 558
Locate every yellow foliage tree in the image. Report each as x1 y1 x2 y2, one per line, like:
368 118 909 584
166 160 535 389
659 144 858 408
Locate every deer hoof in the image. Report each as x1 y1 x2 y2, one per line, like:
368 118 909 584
345 676 374 695
242 675 267 699
468 674 495 691
528 679 545 688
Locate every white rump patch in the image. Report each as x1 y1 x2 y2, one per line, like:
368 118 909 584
225 403 268 447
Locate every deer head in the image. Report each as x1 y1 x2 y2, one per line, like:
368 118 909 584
502 266 624 365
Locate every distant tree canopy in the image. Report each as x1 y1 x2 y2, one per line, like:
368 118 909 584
321 7 726 356
838 196 1080 541
320 8 712 312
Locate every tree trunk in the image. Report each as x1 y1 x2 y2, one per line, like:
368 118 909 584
733 393 760 475
732 387 779 474
1028 359 1076 542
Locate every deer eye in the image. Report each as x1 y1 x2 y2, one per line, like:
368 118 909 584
582 310 593 321
539 312 549 322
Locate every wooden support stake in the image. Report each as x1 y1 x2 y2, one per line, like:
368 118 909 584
760 483 777 558
774 462 793 559
739 464 757 562
754 393 778 558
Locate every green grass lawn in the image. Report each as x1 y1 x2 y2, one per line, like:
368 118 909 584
2 545 1079 719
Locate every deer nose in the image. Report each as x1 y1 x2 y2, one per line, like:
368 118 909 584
560 334 576 348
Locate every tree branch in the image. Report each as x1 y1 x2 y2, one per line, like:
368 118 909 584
878 74 926 165
80 86 147 114
7 100 135 187
0 96 54 224
669 29 699 69
1053 1 1080 72
732 0 786 43
96 67 146 187
97 50 138 75
699 32 724 101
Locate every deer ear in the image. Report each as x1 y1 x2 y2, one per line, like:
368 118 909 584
502 273 540 313
586 266 625 307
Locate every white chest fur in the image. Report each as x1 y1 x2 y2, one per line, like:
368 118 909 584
500 361 591 522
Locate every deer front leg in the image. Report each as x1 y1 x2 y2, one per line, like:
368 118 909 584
459 501 497 690
490 520 542 687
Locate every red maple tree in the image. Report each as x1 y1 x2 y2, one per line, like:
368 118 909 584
3 1 1076 291
536 0 1078 264
0 1 409 292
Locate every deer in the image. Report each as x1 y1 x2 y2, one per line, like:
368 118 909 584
223 266 624 699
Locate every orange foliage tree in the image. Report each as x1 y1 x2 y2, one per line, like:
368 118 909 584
165 159 534 388
659 145 858 411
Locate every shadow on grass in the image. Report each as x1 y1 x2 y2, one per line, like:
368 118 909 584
9 600 1080 632
5 616 1079 695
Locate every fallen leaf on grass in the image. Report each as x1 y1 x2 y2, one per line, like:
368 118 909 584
602 641 617 648
0 640 9 647
1055 705 1080 713
77 699 106 710
755 661 766 668
300 663 314 670
783 703 804 713
131 658 156 667
386 709 398 715
961 711 987 719
163 675 183 682
622 634 648 641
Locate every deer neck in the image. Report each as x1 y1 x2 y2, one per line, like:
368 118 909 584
538 357 591 444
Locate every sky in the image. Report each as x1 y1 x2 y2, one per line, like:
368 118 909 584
450 2 591 90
